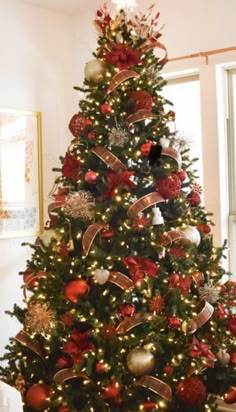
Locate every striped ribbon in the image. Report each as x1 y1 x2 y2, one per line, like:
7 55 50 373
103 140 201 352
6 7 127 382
127 192 164 219
189 301 214 333
109 271 133 290
54 368 89 384
15 330 45 359
23 270 48 299
106 69 139 94
136 375 172 402
126 110 158 126
163 229 189 246
82 222 106 256
116 314 143 334
162 147 182 168
141 41 168 65
92 146 126 174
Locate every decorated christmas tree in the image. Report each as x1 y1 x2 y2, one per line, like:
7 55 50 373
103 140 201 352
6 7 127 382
1 3 236 412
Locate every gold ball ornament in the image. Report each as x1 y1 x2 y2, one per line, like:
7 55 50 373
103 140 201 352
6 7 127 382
127 347 155 376
84 59 107 82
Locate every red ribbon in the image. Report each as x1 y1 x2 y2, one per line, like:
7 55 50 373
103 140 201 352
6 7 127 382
187 336 216 367
15 330 45 359
103 171 136 198
54 368 89 384
136 375 172 402
123 255 158 285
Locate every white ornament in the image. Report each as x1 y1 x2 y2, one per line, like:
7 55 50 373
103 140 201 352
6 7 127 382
38 229 57 247
152 206 164 225
181 225 201 246
94 267 110 285
159 136 169 148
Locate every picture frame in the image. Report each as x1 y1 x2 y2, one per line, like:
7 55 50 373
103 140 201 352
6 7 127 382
0 108 44 238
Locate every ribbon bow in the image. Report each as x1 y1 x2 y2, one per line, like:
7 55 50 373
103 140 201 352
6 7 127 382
103 171 136 198
186 336 216 367
123 255 158 285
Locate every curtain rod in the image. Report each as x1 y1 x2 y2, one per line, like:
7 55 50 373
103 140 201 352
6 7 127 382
168 46 236 64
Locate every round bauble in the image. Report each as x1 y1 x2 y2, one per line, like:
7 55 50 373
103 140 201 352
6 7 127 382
181 225 201 246
37 229 57 247
101 227 114 239
57 406 70 412
224 387 236 404
101 103 112 114
216 349 230 366
84 59 107 82
94 268 110 285
64 279 89 303
26 383 51 410
84 170 98 184
177 377 206 406
127 347 155 376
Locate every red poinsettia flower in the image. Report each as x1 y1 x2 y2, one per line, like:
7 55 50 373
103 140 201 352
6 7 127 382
62 151 81 181
105 44 141 70
123 255 159 286
62 329 94 366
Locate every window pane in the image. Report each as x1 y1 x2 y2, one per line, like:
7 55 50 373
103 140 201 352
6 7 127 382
163 76 203 185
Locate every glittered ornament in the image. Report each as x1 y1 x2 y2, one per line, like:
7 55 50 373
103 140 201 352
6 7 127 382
108 125 129 147
84 59 107 82
216 349 230 366
168 316 181 329
63 191 95 220
101 103 112 114
181 225 201 246
155 173 181 199
177 377 206 406
187 190 201 207
68 113 92 137
224 387 236 404
94 267 110 285
199 281 220 303
129 90 153 112
177 169 187 181
24 302 56 335
119 303 135 318
84 170 98 184
64 279 89 303
26 383 51 410
127 347 155 376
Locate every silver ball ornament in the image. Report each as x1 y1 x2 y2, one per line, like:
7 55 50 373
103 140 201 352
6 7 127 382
127 347 155 376
84 59 107 82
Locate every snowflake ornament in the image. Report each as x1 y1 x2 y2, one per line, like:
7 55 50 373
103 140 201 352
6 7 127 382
63 191 95 220
108 125 129 147
199 281 220 303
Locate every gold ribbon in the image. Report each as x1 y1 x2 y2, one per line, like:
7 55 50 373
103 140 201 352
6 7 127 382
54 368 89 384
109 271 133 290
116 314 143 334
106 69 139 94
162 147 182 169
163 229 189 246
15 330 45 359
136 375 172 402
127 192 164 219
82 222 106 256
92 146 126 174
126 109 158 126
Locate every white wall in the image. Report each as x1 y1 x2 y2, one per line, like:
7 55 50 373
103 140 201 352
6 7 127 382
1 0 236 358
0 0 77 358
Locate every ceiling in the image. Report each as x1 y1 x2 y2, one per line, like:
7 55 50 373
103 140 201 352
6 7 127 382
22 0 114 15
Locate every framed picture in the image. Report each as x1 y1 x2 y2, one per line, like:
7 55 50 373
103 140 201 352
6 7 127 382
0 109 44 238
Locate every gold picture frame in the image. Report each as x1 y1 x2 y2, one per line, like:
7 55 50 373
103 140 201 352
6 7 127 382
0 108 44 238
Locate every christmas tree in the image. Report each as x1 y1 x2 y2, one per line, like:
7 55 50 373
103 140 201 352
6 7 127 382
1 3 236 411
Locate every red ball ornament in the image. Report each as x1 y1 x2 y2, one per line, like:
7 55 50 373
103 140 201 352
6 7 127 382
119 303 135 318
142 400 157 410
129 90 153 112
187 190 201 207
224 387 236 404
140 142 153 157
57 406 70 412
101 379 123 405
101 103 112 114
64 279 89 303
168 316 181 329
95 361 107 374
68 113 92 137
163 364 174 375
177 169 187 181
230 352 236 364
26 383 51 410
85 170 98 184
177 377 206 406
101 227 114 239
156 173 181 199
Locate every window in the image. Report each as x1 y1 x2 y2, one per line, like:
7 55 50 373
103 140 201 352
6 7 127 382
163 72 203 185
